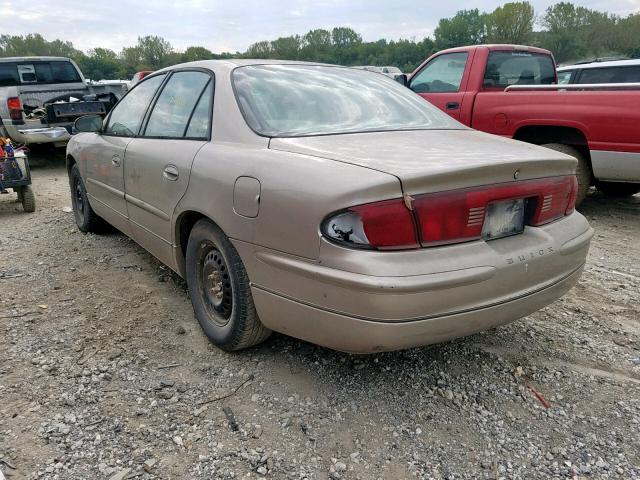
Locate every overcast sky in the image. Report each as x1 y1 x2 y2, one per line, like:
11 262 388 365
1 0 638 53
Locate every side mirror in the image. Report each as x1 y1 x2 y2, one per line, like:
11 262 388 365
395 74 409 87
74 114 103 133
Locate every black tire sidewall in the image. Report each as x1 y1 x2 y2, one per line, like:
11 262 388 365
185 220 252 350
70 165 91 231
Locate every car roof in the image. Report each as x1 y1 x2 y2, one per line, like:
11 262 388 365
0 56 74 63
153 59 345 76
558 59 640 71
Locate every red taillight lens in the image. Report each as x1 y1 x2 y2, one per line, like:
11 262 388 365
7 97 22 121
323 176 577 250
351 199 419 249
529 175 576 226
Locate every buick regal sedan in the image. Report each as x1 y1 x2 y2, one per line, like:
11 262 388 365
66 60 593 353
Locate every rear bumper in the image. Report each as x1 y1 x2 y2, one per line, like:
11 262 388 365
235 212 592 352
251 264 584 353
5 124 71 145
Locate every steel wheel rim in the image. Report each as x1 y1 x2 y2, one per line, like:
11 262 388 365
200 245 233 325
74 180 85 220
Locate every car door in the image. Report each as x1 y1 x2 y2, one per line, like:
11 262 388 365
84 73 166 233
123 70 213 265
408 52 470 120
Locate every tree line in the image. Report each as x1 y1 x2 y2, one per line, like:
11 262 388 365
0 2 638 80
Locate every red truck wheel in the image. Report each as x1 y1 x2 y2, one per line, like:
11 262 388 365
542 143 591 206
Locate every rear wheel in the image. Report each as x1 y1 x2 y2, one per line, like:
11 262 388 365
185 219 271 351
596 181 640 198
20 185 36 212
70 164 103 232
542 143 591 206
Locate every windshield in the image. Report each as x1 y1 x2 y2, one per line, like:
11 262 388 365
232 65 462 137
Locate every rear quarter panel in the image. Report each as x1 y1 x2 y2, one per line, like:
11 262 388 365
175 143 403 261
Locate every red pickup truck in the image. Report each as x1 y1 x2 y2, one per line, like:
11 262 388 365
404 44 640 203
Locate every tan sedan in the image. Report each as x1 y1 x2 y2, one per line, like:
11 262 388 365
66 60 593 353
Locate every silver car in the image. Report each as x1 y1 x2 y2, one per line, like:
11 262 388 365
66 60 593 353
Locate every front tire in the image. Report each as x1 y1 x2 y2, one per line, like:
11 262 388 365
596 181 640 198
70 164 103 233
185 219 271 351
542 143 591 206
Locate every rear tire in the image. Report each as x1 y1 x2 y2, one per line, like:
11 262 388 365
70 164 103 233
20 185 36 212
185 219 271 351
596 181 640 198
541 143 591 206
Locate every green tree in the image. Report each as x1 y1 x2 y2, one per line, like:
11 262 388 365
182 46 213 62
301 29 333 62
0 33 81 58
136 35 174 69
486 2 535 44
434 9 487 50
616 13 640 58
270 35 301 60
77 48 120 80
245 40 272 58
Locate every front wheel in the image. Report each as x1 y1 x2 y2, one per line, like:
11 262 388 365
541 143 591 206
185 219 271 351
596 181 640 198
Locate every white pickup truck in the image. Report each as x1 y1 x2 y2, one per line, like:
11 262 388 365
0 56 125 145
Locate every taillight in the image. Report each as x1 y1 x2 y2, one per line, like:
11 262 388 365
323 199 419 250
322 175 577 250
7 97 22 121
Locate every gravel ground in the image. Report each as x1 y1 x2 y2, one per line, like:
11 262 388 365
1 149 639 480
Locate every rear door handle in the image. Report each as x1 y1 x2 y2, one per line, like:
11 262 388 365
446 102 460 110
163 165 179 181
111 155 121 167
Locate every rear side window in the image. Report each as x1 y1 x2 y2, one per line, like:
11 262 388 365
410 53 468 93
105 74 166 137
144 71 211 138
0 61 81 86
577 66 640 84
483 51 556 88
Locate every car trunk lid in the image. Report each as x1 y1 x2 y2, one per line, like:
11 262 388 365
269 129 577 195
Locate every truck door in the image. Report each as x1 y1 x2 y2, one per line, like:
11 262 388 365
408 52 471 121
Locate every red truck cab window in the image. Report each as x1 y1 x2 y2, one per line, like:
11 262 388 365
482 51 556 90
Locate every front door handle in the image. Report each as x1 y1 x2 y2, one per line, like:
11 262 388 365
163 165 179 181
446 102 460 110
111 155 121 167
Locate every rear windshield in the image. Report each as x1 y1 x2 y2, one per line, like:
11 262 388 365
483 51 556 88
232 65 462 137
0 61 82 87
